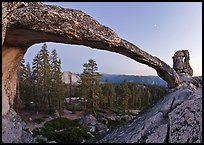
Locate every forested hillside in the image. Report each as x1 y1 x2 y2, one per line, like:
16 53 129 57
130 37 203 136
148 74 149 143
14 43 167 115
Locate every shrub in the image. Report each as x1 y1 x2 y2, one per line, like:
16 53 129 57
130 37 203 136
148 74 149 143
53 127 91 143
33 118 93 143
44 118 78 130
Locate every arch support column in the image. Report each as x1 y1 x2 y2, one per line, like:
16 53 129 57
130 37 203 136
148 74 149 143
2 45 25 115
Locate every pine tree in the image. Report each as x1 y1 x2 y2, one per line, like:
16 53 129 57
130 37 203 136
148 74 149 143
80 73 89 110
119 81 131 112
23 62 33 109
32 43 52 114
50 48 64 117
68 72 72 105
32 53 41 114
130 85 137 109
100 80 116 110
14 60 34 111
81 59 101 115
38 43 52 113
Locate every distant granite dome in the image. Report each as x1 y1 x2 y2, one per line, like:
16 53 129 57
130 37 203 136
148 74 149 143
62 71 81 85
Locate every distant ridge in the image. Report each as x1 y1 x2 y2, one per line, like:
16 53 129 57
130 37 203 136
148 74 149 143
100 74 167 86
62 71 167 86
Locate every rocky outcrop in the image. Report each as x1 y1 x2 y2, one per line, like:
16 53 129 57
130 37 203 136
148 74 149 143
2 2 201 143
62 71 81 85
2 45 25 115
2 1 182 116
172 50 193 76
2 108 35 143
86 77 202 143
79 114 98 126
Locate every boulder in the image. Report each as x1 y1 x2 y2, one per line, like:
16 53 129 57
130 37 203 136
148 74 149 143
96 123 109 135
88 125 96 133
79 114 98 126
2 108 35 143
2 109 22 143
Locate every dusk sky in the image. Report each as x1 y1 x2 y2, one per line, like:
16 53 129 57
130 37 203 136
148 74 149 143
24 2 202 76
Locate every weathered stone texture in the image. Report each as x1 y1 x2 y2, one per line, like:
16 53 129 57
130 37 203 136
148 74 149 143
88 82 202 143
2 2 202 143
146 124 168 143
169 89 202 143
172 50 193 76
2 108 35 143
2 45 25 115
2 109 22 143
2 2 8 45
4 2 182 89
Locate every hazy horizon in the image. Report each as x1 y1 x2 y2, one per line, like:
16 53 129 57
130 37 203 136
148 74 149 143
24 2 202 77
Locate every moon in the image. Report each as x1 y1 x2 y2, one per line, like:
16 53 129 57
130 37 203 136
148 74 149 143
154 24 157 27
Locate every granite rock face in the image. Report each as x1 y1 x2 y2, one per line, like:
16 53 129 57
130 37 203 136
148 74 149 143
87 78 202 143
2 109 35 143
169 88 202 143
2 2 202 143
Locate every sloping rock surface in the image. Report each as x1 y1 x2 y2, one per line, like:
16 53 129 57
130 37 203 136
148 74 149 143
2 2 202 143
87 78 202 143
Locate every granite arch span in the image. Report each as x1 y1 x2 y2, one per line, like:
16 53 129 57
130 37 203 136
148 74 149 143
2 2 183 116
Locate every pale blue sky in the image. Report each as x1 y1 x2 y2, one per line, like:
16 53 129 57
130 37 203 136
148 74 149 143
24 2 202 76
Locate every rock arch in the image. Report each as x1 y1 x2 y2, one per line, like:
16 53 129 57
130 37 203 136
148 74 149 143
2 2 183 116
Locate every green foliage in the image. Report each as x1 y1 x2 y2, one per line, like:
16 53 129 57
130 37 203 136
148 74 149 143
111 82 167 111
99 80 116 110
50 49 65 116
44 118 78 130
80 59 101 115
16 43 66 115
33 118 92 143
33 118 45 124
